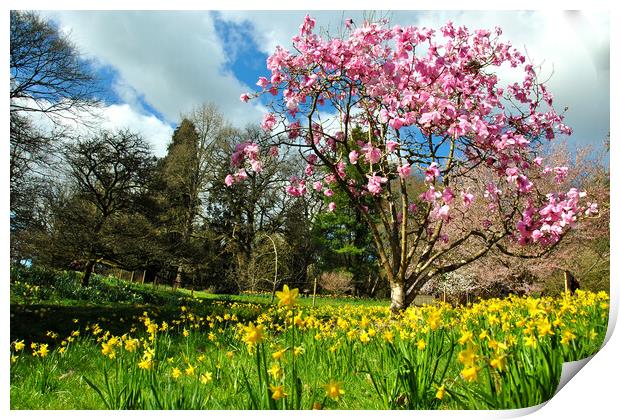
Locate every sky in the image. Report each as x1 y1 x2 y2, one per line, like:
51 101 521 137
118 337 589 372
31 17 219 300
38 10 610 158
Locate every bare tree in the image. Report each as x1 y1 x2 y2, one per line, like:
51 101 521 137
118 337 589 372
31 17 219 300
10 11 99 121
10 11 100 262
63 129 154 285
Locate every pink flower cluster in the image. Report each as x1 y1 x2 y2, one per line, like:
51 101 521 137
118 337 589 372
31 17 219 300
225 142 265 186
227 14 592 243
515 188 587 245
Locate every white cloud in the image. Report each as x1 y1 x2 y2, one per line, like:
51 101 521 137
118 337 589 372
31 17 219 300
43 10 264 127
20 98 174 157
98 104 174 157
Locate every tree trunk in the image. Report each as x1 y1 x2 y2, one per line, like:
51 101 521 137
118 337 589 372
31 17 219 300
82 259 95 287
174 266 183 290
389 281 406 312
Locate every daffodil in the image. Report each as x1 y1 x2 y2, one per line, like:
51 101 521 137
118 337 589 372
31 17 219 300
269 384 287 401
417 338 427 351
276 285 299 309
490 354 507 371
171 367 182 379
13 340 25 352
185 363 195 376
324 380 345 401
435 384 446 400
461 366 478 382
243 322 264 345
37 344 49 358
272 348 286 360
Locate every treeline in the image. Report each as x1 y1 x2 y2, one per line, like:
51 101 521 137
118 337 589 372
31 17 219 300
9 12 379 295
11 105 382 295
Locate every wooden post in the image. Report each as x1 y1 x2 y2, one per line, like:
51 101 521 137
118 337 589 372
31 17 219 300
130 271 135 283
312 276 318 308
141 270 146 284
564 271 569 294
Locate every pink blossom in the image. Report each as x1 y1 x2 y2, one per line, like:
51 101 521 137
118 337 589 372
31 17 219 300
261 113 277 131
442 187 454 204
516 175 533 193
408 202 417 213
367 174 387 195
484 183 501 200
288 121 301 139
251 160 263 173
256 77 269 89
389 117 407 130
505 167 519 183
244 143 259 159
461 191 475 207
362 143 382 164
349 150 359 164
386 141 399 152
300 14 316 36
419 110 442 126
325 174 337 184
424 162 440 182
313 181 323 191
434 204 450 221
553 166 569 183
397 163 411 178
224 174 235 187
324 189 334 197
585 202 598 216
235 169 248 181
286 179 307 197
232 15 584 251
286 97 299 112
336 161 346 179
328 201 336 212
420 186 437 203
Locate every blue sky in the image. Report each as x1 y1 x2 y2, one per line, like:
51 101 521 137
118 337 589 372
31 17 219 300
40 10 610 158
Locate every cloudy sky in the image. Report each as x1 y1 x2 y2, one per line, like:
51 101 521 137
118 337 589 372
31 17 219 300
40 10 610 157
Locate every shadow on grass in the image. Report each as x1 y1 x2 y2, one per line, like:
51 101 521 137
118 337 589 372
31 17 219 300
10 303 177 344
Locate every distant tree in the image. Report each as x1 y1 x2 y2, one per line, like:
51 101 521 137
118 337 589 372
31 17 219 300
158 104 231 288
62 129 154 285
440 141 609 297
207 126 297 292
10 10 99 261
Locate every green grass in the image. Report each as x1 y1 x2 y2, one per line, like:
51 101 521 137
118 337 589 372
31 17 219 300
9 267 609 410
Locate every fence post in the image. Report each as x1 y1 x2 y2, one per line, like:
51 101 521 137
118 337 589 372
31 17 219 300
312 276 317 308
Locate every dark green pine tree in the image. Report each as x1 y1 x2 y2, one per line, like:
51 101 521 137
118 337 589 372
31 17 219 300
160 119 203 288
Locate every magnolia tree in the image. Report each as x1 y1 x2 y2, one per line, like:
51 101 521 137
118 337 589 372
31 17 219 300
227 16 596 311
